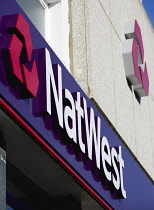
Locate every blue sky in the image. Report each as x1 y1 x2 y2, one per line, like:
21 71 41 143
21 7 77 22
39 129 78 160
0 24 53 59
143 0 154 28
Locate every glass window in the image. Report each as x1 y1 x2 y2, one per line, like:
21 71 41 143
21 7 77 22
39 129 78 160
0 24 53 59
6 205 14 210
45 1 70 70
16 0 45 37
16 0 70 70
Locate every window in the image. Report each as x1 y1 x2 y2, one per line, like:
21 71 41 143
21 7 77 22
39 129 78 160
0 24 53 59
45 0 70 70
16 0 70 70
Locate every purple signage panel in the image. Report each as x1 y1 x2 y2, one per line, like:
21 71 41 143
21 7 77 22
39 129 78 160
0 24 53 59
0 0 154 209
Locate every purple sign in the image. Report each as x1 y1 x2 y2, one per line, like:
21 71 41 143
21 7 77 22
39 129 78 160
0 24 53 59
0 0 154 209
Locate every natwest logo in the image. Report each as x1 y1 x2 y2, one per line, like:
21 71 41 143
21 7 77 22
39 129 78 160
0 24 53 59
0 14 126 199
0 13 39 98
123 20 149 97
32 48 127 199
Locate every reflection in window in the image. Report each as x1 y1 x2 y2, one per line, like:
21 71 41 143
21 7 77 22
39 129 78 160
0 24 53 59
6 204 14 210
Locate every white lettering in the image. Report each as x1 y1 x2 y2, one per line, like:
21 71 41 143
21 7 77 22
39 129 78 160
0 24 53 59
64 89 77 143
111 147 120 190
83 98 101 169
75 92 85 153
43 53 126 196
45 49 63 128
101 136 111 181
118 146 127 198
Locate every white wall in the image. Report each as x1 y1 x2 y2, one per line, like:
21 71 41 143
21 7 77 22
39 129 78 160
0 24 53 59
69 0 154 180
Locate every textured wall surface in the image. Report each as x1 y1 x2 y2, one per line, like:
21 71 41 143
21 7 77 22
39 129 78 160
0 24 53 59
69 0 154 180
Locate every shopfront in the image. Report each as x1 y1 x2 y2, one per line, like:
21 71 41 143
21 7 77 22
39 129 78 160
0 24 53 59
0 0 154 209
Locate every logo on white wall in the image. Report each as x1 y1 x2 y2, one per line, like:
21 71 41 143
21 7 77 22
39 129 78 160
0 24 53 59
122 20 149 97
